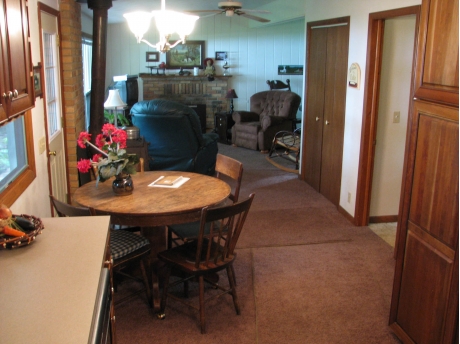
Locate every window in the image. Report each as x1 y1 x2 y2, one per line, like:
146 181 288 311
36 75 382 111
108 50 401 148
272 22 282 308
82 34 92 130
0 112 36 206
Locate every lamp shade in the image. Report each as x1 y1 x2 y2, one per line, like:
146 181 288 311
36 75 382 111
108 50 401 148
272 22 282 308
226 89 238 99
123 12 153 43
104 89 127 109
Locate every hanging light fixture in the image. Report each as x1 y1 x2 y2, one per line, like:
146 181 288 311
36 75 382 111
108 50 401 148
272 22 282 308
124 0 199 53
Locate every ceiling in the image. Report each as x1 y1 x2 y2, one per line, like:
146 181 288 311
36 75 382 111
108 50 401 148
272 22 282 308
80 0 280 25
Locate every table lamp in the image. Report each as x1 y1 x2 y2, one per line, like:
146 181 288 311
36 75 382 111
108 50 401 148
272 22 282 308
104 89 127 127
226 89 238 114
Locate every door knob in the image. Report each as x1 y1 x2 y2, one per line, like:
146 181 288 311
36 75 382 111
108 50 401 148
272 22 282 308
13 89 18 98
315 117 320 121
48 151 56 156
2 93 6 100
8 91 13 100
325 120 330 125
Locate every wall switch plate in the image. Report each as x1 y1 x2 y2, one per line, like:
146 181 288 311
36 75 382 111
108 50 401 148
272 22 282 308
348 192 351 203
393 111 400 123
39 137 46 154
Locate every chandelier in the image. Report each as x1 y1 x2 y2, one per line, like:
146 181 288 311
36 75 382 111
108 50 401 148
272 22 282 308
123 0 199 53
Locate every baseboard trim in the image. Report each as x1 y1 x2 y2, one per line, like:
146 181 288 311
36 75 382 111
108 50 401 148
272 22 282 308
338 205 355 225
369 215 398 223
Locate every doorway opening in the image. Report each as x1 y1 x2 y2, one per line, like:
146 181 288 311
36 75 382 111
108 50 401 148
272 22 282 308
354 6 420 234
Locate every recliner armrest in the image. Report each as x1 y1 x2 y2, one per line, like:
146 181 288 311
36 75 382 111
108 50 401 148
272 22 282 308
232 111 260 123
260 115 286 131
202 132 219 146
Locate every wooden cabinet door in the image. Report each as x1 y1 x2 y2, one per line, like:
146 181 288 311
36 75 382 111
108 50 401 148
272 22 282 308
390 1 458 342
414 0 458 106
302 20 349 206
0 0 8 122
0 0 34 124
390 101 458 343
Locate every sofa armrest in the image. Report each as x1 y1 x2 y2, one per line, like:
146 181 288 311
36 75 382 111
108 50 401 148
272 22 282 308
260 115 286 131
232 111 260 123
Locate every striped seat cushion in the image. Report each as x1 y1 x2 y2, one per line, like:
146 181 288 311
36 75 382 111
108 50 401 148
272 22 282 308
110 230 150 260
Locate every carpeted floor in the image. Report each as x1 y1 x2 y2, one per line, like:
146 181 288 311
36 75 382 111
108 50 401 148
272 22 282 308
113 143 401 343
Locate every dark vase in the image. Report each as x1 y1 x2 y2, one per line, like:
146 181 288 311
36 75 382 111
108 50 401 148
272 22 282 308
112 173 133 196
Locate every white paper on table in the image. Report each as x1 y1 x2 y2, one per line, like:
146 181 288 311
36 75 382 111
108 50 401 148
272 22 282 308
148 176 190 188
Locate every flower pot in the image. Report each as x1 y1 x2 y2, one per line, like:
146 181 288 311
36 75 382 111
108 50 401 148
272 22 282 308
112 173 133 196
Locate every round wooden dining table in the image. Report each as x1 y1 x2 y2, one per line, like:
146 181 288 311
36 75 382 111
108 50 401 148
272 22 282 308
73 171 231 312
73 171 231 227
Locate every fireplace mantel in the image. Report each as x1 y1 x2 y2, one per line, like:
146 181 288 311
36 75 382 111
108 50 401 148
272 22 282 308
139 73 232 130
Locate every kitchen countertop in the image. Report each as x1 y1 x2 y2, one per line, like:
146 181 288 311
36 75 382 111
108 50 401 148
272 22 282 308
0 216 110 343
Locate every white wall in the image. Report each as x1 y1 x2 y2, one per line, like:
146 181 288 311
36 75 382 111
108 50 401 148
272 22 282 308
370 16 416 217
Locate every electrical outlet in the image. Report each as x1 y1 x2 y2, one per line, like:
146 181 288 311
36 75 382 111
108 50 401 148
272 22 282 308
39 137 46 155
347 192 351 203
393 111 400 123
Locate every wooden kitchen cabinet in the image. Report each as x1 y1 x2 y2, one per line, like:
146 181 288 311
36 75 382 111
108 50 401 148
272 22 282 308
389 0 458 342
0 0 34 125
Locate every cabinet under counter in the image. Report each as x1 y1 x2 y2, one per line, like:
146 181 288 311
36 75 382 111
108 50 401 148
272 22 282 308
0 216 111 343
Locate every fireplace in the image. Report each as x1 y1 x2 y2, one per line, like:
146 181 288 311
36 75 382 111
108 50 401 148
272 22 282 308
139 74 231 131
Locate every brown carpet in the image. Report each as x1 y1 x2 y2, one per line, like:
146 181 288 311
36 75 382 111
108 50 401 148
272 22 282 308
113 144 401 343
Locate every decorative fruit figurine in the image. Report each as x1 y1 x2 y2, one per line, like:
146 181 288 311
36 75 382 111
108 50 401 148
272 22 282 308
0 204 12 220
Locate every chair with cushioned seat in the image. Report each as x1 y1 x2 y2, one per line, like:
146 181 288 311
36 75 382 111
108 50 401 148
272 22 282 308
157 193 255 334
131 99 219 175
231 90 301 152
49 195 153 308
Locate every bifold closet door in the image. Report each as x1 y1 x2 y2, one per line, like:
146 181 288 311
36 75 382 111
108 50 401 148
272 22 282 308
303 22 349 206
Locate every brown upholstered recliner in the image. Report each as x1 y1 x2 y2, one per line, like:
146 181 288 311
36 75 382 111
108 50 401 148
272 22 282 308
231 91 301 152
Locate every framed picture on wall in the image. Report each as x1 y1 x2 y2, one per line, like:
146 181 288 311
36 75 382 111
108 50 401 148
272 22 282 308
278 65 303 75
215 51 227 61
146 51 160 62
166 40 205 69
33 63 43 98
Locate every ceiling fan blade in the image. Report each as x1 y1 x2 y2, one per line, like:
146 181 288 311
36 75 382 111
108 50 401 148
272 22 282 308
238 9 270 14
186 10 222 14
238 12 270 23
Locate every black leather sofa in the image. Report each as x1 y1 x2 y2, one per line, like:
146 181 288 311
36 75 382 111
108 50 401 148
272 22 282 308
130 99 219 175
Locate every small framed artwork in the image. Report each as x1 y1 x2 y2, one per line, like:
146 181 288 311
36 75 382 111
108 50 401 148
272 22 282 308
215 51 227 61
146 51 160 62
33 63 43 98
166 40 205 69
278 65 303 75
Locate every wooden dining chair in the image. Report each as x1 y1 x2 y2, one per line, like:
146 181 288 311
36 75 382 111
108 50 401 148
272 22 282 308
49 195 153 309
157 193 255 334
167 153 243 248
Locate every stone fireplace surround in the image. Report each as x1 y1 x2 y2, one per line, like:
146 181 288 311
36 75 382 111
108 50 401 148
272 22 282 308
139 74 231 131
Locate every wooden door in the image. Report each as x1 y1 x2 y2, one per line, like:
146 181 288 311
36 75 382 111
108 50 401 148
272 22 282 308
303 27 327 191
319 25 348 205
302 18 349 206
390 0 458 342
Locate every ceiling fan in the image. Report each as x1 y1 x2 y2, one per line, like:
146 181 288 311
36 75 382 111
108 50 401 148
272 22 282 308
187 1 271 23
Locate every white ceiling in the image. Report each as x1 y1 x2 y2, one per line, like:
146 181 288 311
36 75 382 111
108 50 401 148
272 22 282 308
80 0 280 24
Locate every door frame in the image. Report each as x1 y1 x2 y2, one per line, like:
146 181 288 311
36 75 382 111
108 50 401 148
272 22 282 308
37 3 69 208
354 6 420 226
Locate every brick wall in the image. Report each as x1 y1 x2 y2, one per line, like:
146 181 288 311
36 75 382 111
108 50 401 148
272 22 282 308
140 74 231 129
59 0 85 199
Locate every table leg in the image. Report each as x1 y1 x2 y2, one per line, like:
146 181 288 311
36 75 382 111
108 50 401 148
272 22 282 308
141 226 166 313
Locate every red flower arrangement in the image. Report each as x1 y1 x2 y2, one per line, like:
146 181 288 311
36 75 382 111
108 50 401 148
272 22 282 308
77 124 139 184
